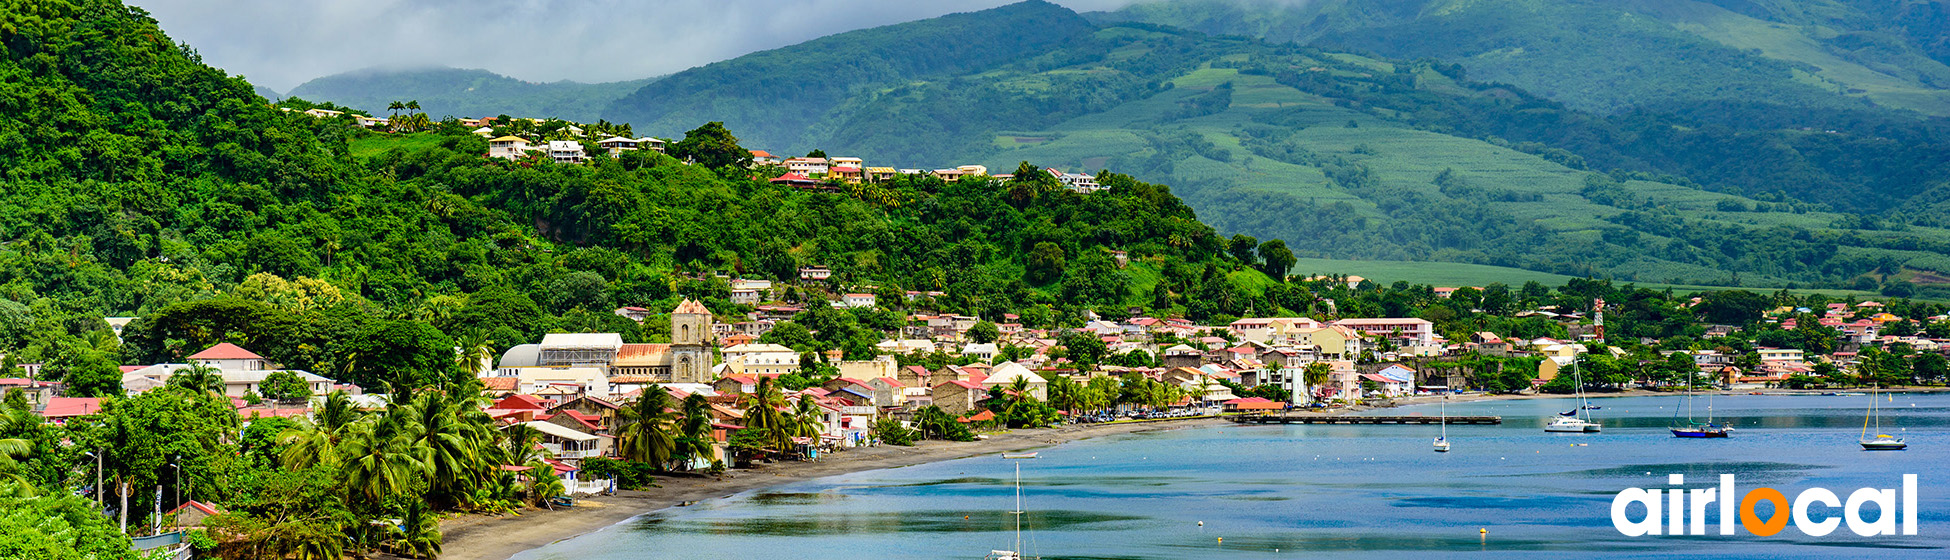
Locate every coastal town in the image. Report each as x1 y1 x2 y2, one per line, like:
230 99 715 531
2 106 1943 560
7 271 1944 537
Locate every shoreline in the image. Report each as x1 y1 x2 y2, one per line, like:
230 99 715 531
438 418 1225 560
442 386 1948 559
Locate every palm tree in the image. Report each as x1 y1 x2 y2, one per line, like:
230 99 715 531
787 397 825 442
396 501 442 559
455 334 494 378
495 423 546 467
672 393 714 469
0 405 33 490
168 362 223 395
741 377 790 453
339 408 431 506
401 391 484 505
278 391 366 469
1302 362 1333 403
1047 375 1082 414
615 386 677 468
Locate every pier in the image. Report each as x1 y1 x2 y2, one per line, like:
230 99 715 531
1230 414 1501 425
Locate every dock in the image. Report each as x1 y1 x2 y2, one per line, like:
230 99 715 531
1230 414 1501 425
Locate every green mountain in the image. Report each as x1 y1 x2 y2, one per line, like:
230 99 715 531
1091 0 1950 116
287 66 653 122
0 0 1272 379
596 0 1950 293
602 0 1101 160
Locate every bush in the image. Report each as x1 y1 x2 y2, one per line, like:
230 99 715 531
580 457 658 490
872 418 917 446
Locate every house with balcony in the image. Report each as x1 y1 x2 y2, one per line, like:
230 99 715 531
545 140 586 164
488 136 532 159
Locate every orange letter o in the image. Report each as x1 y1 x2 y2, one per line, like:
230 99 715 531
1741 487 1790 536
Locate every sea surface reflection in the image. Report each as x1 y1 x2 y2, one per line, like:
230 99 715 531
513 393 1949 559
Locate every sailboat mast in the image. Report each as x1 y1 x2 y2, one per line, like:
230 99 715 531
1013 461 1023 555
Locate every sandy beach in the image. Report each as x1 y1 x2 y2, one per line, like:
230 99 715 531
438 418 1226 560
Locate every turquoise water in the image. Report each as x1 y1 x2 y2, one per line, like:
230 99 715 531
512 394 1950 559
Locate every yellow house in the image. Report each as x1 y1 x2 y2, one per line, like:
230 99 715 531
1288 325 1361 360
1537 356 1577 381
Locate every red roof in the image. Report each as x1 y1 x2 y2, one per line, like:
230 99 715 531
905 365 931 377
492 394 549 410
165 500 224 518
958 410 997 423
119 365 146 373
188 343 262 360
238 407 312 419
750 149 775 158
1360 373 1398 383
872 377 904 387
769 172 816 184
40 397 103 418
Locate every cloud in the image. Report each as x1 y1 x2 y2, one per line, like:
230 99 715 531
129 0 1139 92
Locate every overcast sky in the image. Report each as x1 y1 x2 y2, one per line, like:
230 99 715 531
131 0 1137 93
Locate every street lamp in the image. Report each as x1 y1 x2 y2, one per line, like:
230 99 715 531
79 450 102 509
165 459 180 531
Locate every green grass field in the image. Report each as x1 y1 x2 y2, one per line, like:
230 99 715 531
350 133 449 159
1287 257 1881 298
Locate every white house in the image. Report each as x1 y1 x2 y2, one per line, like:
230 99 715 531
784 157 829 176
961 343 998 362
488 136 532 159
722 343 802 376
546 141 586 164
979 362 1046 400
842 293 876 308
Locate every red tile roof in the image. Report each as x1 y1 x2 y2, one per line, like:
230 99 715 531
188 343 262 360
40 397 103 418
481 378 519 392
492 394 549 410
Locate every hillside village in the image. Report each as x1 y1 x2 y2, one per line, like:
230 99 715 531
301 106 1108 191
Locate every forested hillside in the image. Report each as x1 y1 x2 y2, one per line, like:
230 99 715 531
287 66 654 123
1093 0 1950 116
601 0 1102 160
0 0 1273 385
589 1 1950 293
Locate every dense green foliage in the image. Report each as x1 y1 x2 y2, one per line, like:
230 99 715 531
589 1 1950 291
287 66 654 123
0 0 1266 385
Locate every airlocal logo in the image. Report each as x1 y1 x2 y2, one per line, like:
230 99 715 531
1611 474 1917 537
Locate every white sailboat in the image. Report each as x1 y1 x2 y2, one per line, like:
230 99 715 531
1860 388 1906 451
987 453 1040 559
1545 358 1602 433
1433 393 1450 452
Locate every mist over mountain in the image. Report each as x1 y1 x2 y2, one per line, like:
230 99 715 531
287 66 654 123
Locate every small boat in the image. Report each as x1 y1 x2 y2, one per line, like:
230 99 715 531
1434 394 1450 452
1583 405 1602 410
1546 359 1601 433
1862 435 1906 451
1859 387 1905 451
1671 371 1731 438
1546 416 1602 432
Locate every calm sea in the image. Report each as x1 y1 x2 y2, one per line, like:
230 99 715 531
512 393 1950 559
